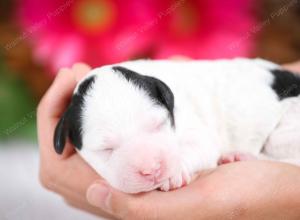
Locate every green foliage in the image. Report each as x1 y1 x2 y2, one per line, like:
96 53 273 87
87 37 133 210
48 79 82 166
0 60 37 141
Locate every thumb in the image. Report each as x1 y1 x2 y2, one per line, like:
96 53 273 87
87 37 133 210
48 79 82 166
86 180 203 220
86 181 136 219
71 63 92 82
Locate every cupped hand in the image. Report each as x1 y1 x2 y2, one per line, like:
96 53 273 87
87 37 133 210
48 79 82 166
283 60 300 73
37 63 114 218
86 161 300 220
38 60 300 220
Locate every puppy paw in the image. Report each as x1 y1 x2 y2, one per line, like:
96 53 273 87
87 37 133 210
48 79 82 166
218 151 256 165
159 165 191 191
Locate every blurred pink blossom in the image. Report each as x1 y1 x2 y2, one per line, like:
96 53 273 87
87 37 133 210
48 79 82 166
16 0 257 75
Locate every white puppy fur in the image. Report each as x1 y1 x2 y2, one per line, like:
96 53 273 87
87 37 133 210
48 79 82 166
62 58 300 193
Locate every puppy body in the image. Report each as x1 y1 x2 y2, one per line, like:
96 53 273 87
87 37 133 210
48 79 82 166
55 58 300 193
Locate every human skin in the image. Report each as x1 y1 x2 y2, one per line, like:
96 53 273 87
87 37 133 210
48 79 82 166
38 62 300 220
38 64 114 219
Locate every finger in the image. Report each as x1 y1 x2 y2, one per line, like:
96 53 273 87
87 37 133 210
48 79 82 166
38 64 90 158
39 63 91 122
59 64 90 158
86 181 134 219
38 67 77 119
282 61 300 73
93 169 217 219
72 63 92 82
86 180 204 220
38 68 77 159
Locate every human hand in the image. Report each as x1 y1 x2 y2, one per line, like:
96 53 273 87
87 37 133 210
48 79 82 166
86 161 300 220
38 60 300 220
283 60 300 73
37 63 114 218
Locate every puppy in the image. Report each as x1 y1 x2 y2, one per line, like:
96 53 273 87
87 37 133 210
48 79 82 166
54 58 300 193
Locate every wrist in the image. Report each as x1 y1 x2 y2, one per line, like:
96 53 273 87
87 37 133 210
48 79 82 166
232 163 300 220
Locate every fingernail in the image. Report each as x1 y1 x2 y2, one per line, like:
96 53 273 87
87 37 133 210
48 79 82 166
86 183 110 209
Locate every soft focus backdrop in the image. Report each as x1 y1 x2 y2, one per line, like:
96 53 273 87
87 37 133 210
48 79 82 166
0 0 300 219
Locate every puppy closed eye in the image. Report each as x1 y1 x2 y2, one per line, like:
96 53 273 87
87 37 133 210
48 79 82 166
149 118 168 132
90 144 115 154
102 147 114 154
102 136 119 154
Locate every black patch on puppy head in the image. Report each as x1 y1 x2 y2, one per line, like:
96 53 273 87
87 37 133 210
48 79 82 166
112 66 175 127
270 69 300 100
54 75 96 154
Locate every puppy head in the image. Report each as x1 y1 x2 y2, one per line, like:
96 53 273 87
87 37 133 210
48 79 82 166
54 65 181 193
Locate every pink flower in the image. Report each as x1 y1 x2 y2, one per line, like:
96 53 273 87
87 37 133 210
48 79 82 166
154 0 257 59
16 0 257 76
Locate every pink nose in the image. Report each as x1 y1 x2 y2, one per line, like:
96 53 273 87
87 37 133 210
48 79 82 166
138 162 162 181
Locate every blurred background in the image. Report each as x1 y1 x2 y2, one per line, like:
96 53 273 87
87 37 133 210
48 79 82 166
0 0 299 219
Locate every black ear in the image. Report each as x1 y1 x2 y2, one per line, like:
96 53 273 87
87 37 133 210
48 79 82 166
53 104 83 154
112 66 175 127
53 75 96 154
270 68 300 100
147 76 175 126
54 111 69 154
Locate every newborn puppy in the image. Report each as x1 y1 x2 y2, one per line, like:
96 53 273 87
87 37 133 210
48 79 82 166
54 58 300 193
